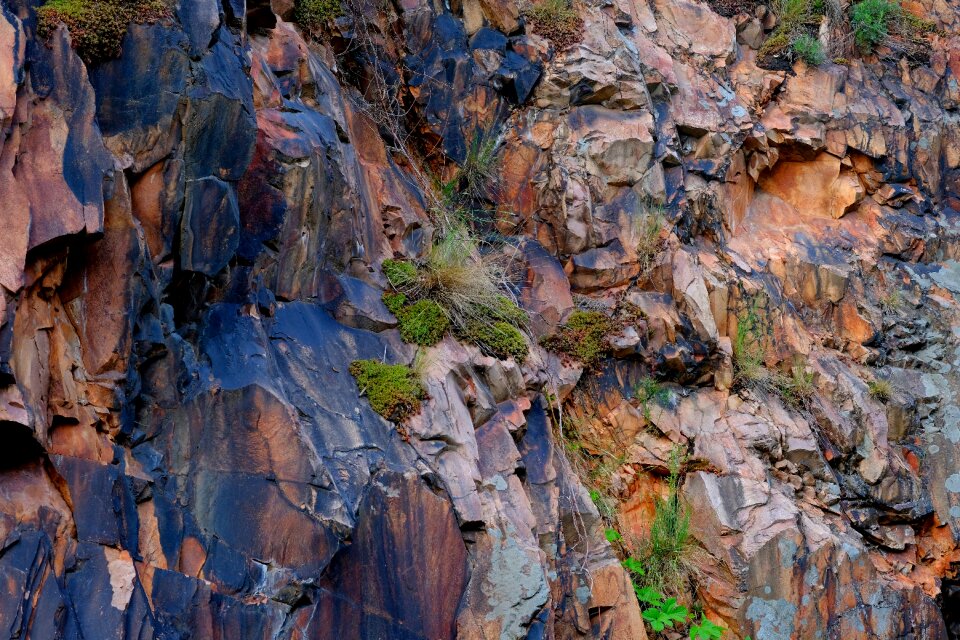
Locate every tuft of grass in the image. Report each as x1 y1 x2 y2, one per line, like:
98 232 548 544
381 227 529 360
541 310 616 369
758 0 827 65
792 33 826 64
732 300 768 386
524 0 582 49
633 205 666 280
639 446 700 595
349 360 427 424
868 378 892 402
37 0 170 62
879 289 902 312
774 364 814 409
294 0 343 33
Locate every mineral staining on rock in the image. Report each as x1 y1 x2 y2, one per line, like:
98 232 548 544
3 0 960 637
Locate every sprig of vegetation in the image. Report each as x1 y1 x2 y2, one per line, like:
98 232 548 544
381 229 529 361
634 377 671 421
733 299 768 386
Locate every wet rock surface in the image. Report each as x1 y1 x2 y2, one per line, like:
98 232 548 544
3 0 960 637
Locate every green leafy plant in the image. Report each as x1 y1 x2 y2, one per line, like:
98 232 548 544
604 527 623 543
851 0 898 51
37 0 170 62
689 616 726 640
349 360 427 423
622 556 645 574
458 319 528 361
524 0 582 49
642 597 689 632
791 33 826 64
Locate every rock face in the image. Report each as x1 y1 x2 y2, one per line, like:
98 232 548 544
3 0 960 638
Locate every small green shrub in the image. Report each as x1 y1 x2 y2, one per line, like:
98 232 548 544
37 0 170 62
851 0 898 51
868 378 892 402
792 33 826 64
541 310 615 368
294 0 343 32
382 259 418 289
396 299 450 346
349 360 427 423
525 0 582 49
459 320 529 361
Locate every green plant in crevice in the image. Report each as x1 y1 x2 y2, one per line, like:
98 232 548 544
633 204 666 279
294 0 343 33
348 359 427 424
732 299 768 387
791 33 826 64
382 259 418 289
868 378 892 402
396 299 450 346
639 446 699 596
774 364 814 409
541 310 617 368
37 0 171 62
380 228 530 361
634 377 671 421
689 616 726 640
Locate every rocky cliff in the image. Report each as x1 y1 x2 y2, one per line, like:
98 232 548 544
2 0 960 637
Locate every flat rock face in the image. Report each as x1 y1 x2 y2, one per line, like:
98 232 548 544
3 0 960 637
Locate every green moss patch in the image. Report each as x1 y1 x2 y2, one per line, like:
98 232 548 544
395 299 450 346
459 320 529 362
349 360 426 423
37 0 170 63
541 310 616 368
